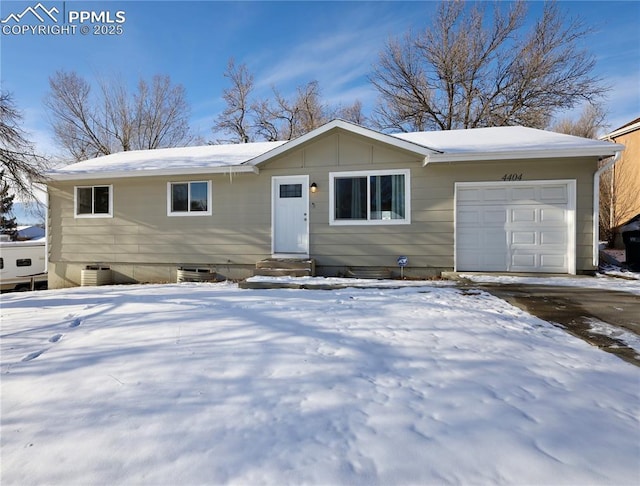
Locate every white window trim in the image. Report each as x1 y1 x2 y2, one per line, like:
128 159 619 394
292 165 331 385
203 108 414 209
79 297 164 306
329 169 411 226
74 185 113 219
167 181 212 217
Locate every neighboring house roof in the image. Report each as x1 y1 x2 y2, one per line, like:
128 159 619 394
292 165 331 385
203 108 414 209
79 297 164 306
600 117 640 140
48 120 624 181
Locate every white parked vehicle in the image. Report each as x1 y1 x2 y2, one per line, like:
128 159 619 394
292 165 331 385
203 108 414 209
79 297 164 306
0 238 47 291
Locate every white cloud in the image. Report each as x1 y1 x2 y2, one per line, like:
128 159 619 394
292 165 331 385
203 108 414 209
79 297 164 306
247 8 410 105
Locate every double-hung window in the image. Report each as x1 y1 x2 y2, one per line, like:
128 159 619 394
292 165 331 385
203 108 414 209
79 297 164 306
167 181 212 216
330 169 410 225
75 185 112 218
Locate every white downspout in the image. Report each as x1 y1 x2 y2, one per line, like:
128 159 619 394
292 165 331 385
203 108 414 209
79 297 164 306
593 150 622 267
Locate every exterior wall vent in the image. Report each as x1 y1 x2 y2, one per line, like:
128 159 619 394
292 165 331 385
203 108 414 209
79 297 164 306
81 266 112 286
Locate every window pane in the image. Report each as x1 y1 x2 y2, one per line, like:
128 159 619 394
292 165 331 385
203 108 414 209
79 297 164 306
77 187 93 214
94 186 110 214
17 259 32 267
371 174 405 220
172 183 189 212
335 177 367 220
279 184 302 198
190 182 208 212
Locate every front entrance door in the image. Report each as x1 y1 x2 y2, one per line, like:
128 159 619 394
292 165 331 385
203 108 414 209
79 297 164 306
272 175 309 256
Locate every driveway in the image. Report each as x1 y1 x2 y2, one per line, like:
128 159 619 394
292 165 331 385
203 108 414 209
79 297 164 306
469 283 640 366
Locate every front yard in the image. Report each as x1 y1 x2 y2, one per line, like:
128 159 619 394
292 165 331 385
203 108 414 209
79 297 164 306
1 282 638 485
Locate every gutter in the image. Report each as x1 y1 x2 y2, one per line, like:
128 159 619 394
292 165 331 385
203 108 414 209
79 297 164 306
593 150 622 267
423 146 624 165
47 164 260 182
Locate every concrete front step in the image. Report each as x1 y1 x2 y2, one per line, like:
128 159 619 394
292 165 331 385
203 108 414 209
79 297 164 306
254 268 312 277
256 258 315 271
254 258 316 277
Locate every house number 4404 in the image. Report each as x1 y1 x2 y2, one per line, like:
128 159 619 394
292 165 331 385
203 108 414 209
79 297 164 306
502 173 523 181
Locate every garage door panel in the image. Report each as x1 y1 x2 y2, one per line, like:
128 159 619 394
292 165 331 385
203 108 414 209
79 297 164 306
540 254 567 270
540 185 568 202
511 208 536 223
457 188 481 202
541 230 566 245
458 251 507 271
484 210 507 224
457 229 506 249
512 231 536 245
457 209 482 225
458 207 507 226
541 207 565 223
484 231 508 247
511 253 536 268
456 181 573 273
511 187 536 201
485 188 509 202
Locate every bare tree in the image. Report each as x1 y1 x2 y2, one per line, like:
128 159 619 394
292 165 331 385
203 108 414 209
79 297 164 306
551 104 607 139
253 81 330 141
0 91 48 200
370 1 606 132
333 100 367 126
295 81 327 136
214 58 367 142
213 59 255 143
46 71 192 160
133 76 191 150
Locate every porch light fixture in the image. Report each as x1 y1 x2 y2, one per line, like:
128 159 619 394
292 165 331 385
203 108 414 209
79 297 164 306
310 182 318 193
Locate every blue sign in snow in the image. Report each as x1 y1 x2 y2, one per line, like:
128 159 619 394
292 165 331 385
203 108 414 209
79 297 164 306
397 256 408 267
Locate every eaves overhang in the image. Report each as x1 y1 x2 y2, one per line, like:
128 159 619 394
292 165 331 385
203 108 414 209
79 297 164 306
47 164 259 182
422 144 626 166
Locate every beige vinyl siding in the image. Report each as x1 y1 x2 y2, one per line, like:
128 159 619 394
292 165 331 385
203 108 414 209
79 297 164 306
261 132 597 274
49 171 275 287
47 129 599 287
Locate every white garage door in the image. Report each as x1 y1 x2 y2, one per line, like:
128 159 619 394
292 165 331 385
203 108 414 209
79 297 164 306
455 181 575 273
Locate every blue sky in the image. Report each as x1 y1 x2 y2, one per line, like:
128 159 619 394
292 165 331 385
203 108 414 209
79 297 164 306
1 0 639 159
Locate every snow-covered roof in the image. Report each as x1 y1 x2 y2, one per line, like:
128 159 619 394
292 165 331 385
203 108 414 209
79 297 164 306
48 141 286 181
48 121 623 181
394 126 624 164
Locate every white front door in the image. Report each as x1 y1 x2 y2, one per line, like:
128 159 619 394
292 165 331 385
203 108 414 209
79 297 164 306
272 175 309 256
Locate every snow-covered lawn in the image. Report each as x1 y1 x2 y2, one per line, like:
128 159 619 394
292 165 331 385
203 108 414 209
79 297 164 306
1 282 639 485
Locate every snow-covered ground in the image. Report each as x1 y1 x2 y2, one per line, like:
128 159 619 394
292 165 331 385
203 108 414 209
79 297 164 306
586 317 640 353
461 272 640 294
599 263 640 281
1 282 639 485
